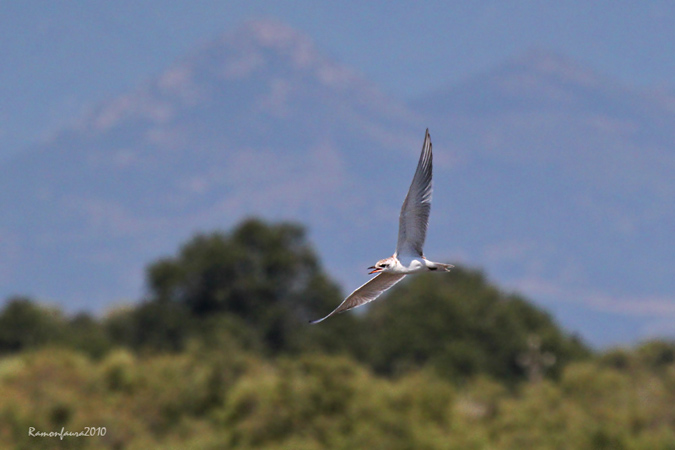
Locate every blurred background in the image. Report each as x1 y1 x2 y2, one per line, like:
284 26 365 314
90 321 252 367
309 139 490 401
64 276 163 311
1 1 675 448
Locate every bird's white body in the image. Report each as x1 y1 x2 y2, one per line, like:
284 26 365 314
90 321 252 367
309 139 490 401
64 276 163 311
392 256 426 274
379 255 447 274
310 129 453 324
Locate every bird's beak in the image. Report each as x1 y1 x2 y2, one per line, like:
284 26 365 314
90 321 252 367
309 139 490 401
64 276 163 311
368 266 382 275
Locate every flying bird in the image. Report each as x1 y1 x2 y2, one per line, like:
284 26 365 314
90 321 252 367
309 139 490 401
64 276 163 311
310 129 453 324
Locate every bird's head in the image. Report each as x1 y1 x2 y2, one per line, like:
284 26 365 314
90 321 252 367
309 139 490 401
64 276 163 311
368 257 395 274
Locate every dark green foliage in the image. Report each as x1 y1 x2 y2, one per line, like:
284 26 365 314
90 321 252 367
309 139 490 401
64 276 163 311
2 346 675 449
0 297 67 353
0 219 589 383
0 297 115 359
147 219 318 318
105 301 196 353
635 340 675 369
64 313 113 358
2 217 675 448
137 218 362 355
364 266 589 382
600 339 675 373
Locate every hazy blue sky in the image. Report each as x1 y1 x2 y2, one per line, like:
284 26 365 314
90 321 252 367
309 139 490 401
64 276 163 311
3 1 675 159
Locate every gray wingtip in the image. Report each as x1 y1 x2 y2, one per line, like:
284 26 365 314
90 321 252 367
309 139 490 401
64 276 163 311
309 316 328 325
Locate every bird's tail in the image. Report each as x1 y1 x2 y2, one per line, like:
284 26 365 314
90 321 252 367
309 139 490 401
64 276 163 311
435 263 454 272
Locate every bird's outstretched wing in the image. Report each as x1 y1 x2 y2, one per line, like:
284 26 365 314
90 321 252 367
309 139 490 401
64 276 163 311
309 273 406 324
396 128 433 258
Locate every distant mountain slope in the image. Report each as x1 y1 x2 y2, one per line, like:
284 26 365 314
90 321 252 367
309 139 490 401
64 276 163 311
411 50 675 344
1 22 673 347
0 19 419 308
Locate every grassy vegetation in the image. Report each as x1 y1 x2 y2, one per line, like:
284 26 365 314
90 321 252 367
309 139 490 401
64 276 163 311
1 344 674 449
1 218 673 448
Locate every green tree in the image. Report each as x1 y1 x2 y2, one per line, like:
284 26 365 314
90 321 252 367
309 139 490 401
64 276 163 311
363 266 589 382
0 297 113 357
0 297 67 354
105 301 196 353
64 312 112 358
136 218 363 355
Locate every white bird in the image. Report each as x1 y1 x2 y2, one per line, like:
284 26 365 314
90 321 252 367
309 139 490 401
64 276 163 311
310 129 453 324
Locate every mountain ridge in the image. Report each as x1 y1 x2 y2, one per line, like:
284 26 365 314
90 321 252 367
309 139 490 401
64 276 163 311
1 19 673 346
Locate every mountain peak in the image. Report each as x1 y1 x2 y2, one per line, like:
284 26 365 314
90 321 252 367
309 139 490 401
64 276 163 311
236 18 315 58
87 19 370 132
415 49 613 116
205 18 357 85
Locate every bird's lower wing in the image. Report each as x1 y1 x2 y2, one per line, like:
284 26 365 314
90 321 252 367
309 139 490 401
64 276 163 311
309 272 406 324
